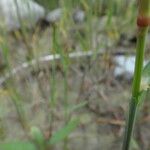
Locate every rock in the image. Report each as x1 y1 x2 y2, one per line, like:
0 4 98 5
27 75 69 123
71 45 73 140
45 8 62 23
0 0 45 31
114 56 147 80
114 56 135 79
46 8 85 24
73 9 85 23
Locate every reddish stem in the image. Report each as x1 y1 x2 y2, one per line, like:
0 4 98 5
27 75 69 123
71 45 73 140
137 16 150 27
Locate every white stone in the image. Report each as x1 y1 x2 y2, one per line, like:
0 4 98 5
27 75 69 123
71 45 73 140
73 9 85 23
0 0 45 31
114 56 135 79
114 55 147 80
46 8 85 24
45 8 62 23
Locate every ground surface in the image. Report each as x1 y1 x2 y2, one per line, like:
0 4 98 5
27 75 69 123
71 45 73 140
0 51 150 150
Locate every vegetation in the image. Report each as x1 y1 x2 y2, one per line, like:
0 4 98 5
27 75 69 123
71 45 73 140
122 0 150 150
0 0 150 150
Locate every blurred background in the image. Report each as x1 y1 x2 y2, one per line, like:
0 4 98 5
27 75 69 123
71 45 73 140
0 0 150 150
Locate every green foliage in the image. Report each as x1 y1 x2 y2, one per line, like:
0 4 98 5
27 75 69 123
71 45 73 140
0 119 79 150
49 118 79 145
122 0 150 148
67 101 87 113
143 61 150 75
34 0 59 10
30 126 46 149
0 0 142 149
138 61 150 105
138 0 150 17
0 141 36 150
141 61 150 91
131 138 140 150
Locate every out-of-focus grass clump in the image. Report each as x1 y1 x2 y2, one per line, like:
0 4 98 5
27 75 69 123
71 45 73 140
0 0 144 150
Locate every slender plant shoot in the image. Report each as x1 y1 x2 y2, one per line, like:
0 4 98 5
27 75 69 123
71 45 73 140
122 0 150 150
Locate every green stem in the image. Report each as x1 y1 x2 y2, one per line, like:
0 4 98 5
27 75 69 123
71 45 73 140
122 99 138 150
122 27 148 150
132 28 148 99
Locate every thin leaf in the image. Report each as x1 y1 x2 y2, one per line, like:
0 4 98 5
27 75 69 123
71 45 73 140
143 61 150 75
49 118 79 145
131 138 139 150
67 101 87 113
30 126 45 148
141 61 150 91
137 90 147 106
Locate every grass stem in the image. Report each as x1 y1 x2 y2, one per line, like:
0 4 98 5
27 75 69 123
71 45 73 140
122 27 148 150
